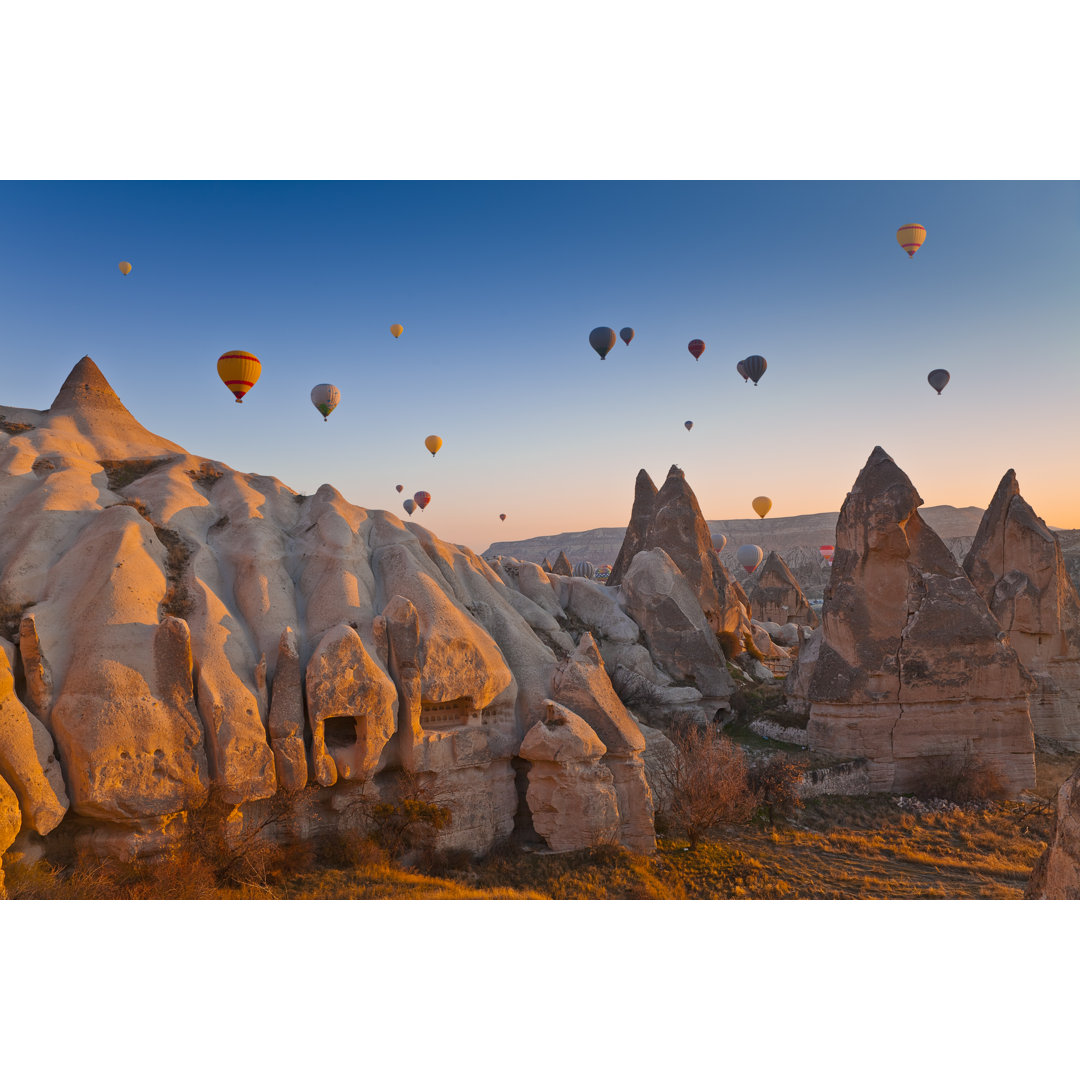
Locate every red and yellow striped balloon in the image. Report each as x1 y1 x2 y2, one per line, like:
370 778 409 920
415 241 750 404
896 223 926 258
217 350 262 403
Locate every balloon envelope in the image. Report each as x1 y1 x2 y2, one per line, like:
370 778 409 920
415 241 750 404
819 544 835 566
217 350 261 403
395 484 403 493
118 261 132 276
573 561 596 579
752 496 772 518
619 327 634 346
736 359 749 382
927 369 950 394
390 324 404 338
897 223 926 258
310 383 340 420
589 327 617 359
684 420 693 431
743 355 767 385
425 435 443 457
499 513 506 521
710 533 727 554
402 498 416 515
687 339 705 360
413 490 431 510
737 544 764 574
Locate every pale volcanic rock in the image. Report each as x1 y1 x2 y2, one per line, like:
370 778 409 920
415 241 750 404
963 470 1080 750
607 469 658 587
0 640 69 834
619 549 736 705
519 701 620 852
31 506 212 820
267 627 307 792
551 551 573 576
748 551 819 628
516 562 566 620
18 613 53 726
783 624 822 715
305 623 398 785
807 447 1035 795
550 633 655 852
1025 764 1080 898
564 577 640 644
0 773 20 895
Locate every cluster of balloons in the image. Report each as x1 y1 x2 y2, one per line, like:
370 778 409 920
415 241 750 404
589 327 635 359
894 225 950 394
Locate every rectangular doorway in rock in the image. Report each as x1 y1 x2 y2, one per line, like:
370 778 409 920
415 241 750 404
324 716 359 750
321 716 374 781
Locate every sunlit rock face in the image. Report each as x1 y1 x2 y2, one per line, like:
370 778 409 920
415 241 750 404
807 447 1035 796
963 470 1080 750
1026 763 1080 898
748 551 818 629
0 358 658 859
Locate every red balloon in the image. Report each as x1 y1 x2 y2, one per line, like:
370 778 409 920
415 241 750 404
395 484 403 493
413 490 431 511
687 339 705 360
499 513 506 521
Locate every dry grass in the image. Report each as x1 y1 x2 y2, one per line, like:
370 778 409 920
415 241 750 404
98 457 170 490
0 416 35 435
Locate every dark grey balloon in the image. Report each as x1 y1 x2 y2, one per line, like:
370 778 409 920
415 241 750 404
620 327 635 345
743 355 767 385
928 369 950 394
589 327 617 359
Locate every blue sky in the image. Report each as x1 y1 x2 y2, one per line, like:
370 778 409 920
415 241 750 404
2 180 1077 550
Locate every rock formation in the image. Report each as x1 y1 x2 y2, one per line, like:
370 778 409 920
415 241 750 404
607 469 657 586
748 551 818 628
806 447 1036 795
1025 763 1080 898
550 551 573 576
963 470 1080 750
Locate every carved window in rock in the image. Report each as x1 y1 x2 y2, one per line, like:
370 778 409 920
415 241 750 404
420 697 481 730
323 716 361 749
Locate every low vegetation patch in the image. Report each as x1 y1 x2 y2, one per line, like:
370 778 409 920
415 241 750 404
98 457 170 490
0 416 34 435
0 600 30 640
187 462 225 490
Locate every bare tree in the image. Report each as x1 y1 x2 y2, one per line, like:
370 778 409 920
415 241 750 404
654 726 757 850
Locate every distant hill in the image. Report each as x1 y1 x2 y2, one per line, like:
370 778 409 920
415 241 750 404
482 506 1079 600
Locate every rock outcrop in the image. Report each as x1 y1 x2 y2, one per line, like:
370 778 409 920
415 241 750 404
1025 763 1080 898
550 551 573 576
806 447 1035 795
963 470 1080 750
748 551 819 628
607 469 657 586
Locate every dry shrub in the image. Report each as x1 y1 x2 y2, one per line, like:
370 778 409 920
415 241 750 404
716 630 741 660
742 633 766 662
747 756 805 824
654 725 757 849
912 750 1010 804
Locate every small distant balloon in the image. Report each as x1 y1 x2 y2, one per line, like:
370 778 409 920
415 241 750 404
310 383 340 421
736 359 749 382
743 355 767 385
216 350 261 403
118 261 132 276
927 369 950 395
413 490 431 511
687 339 705 361
573 561 596 579
897 223 926 258
589 327 617 359
425 435 443 457
752 496 772 519
684 420 693 431
403 498 416 516
819 544 835 567
395 484 403 493
620 327 635 346
390 324 404 338
499 513 507 521
737 543 764 574
710 533 727 555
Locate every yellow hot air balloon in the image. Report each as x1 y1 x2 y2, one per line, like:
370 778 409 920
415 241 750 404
118 261 132 276
752 496 772 518
425 435 443 457
896 224 926 258
390 324 404 338
217 350 262 403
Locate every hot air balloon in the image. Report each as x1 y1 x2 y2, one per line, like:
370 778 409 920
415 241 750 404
688 339 705 361
118 261 132 276
390 324 404 338
684 420 693 431
589 327 617 359
403 498 416 516
752 496 772 518
425 435 443 457
897 224 926 258
737 544 764 574
310 383 340 421
573 561 596 579
499 513 506 521
620 327 635 346
819 544 835 567
413 490 431 511
710 533 727 554
743 355 767 385
736 359 749 382
395 484 403 493
927 369 950 395
217 350 261 403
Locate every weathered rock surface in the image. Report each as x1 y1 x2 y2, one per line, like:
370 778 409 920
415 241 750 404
0 772 20 896
267 628 307 792
806 447 1035 795
607 469 658 587
748 551 819 628
551 551 573 576
963 470 1080 750
783 624 821 715
519 701 620 852
1025 763 1080 898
